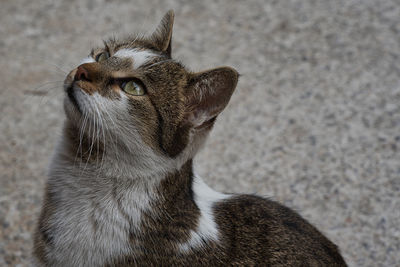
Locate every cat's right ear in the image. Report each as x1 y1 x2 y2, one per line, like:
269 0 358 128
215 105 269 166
151 10 174 56
184 67 239 129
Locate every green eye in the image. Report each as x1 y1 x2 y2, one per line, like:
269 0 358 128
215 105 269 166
121 80 146 96
96 52 109 62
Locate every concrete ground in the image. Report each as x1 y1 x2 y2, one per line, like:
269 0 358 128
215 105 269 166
1 0 399 266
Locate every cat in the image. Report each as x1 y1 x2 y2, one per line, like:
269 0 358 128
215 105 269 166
33 10 347 266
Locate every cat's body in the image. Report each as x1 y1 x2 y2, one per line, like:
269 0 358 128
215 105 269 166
34 11 346 266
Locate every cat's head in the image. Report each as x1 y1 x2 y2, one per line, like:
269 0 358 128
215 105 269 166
63 10 238 173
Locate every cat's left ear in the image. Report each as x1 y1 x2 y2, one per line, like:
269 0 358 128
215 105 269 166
151 10 174 56
184 67 239 128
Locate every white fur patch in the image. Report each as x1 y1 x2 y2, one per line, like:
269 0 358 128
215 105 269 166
79 56 95 65
114 48 155 69
179 175 230 252
45 153 160 267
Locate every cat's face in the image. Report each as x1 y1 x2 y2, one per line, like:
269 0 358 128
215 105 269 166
63 11 238 170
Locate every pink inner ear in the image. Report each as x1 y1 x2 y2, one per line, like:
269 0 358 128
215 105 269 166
186 67 238 127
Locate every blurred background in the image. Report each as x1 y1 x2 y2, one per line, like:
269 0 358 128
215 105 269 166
1 0 399 266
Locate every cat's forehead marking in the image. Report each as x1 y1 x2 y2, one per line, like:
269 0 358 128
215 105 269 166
114 48 156 69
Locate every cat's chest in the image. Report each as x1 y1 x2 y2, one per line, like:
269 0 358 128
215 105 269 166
46 176 157 266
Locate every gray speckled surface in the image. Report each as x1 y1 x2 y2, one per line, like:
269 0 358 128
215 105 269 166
1 0 399 266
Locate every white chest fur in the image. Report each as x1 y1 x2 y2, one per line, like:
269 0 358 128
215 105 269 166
179 175 230 252
43 159 158 267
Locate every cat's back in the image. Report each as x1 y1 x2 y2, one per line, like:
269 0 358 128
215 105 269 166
114 194 347 266
213 194 347 266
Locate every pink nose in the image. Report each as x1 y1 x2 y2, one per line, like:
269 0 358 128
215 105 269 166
74 65 90 81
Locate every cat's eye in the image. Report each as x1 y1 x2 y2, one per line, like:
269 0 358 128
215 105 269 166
96 52 109 62
121 80 146 96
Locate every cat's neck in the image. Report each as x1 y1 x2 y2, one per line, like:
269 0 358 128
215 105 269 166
55 120 179 180
49 119 198 221
50 121 201 231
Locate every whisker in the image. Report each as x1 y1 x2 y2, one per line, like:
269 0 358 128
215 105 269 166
79 112 90 168
97 100 118 168
95 109 101 167
93 102 106 170
75 113 83 164
22 86 64 106
22 55 70 74
84 110 97 174
22 81 64 97
99 108 107 170
100 104 120 163
29 80 65 90
21 79 64 104
74 110 88 167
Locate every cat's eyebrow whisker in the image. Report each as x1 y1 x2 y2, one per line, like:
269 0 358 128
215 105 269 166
130 31 144 44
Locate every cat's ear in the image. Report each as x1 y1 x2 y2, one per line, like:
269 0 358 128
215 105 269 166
151 10 174 56
185 67 239 128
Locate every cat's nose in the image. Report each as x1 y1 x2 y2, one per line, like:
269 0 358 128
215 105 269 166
74 65 90 81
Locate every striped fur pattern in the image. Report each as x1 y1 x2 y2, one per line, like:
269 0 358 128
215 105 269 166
33 10 346 266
